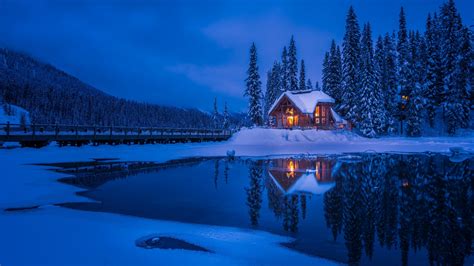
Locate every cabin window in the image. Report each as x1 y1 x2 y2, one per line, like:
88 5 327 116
285 108 298 127
314 105 327 125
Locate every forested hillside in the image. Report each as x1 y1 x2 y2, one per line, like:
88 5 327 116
0 48 243 128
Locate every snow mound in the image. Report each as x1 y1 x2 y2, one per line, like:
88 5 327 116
0 104 30 124
228 128 364 145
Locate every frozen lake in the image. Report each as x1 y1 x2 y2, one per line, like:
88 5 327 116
58 153 473 266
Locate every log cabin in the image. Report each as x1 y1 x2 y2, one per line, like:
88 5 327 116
268 90 347 129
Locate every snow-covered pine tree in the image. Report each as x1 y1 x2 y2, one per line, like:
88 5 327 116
212 97 219 128
341 6 361 123
406 32 425 137
299 60 306 91
244 43 264 126
306 79 313 90
264 70 274 124
223 102 230 129
288 36 299 91
423 13 444 128
281 46 289 92
383 33 399 134
322 52 330 93
398 7 411 101
456 26 472 129
440 0 466 134
315 81 321 91
374 36 388 134
358 23 378 138
326 40 343 104
334 44 343 103
264 62 281 125
272 62 283 97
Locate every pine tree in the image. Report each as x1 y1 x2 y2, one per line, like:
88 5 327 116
398 7 411 99
456 27 472 129
223 102 229 129
440 0 466 134
306 79 313 90
245 43 263 126
264 63 281 125
334 45 343 103
406 32 425 137
315 81 321 91
272 62 283 97
322 52 330 93
341 6 361 123
281 46 289 92
374 36 388 134
358 23 378 138
212 97 219 128
325 40 343 104
384 33 399 134
264 70 273 124
299 60 306 91
288 36 299 91
424 13 444 128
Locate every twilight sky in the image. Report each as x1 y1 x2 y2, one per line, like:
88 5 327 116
0 0 472 112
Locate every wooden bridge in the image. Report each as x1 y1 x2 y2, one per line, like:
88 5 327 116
0 123 233 148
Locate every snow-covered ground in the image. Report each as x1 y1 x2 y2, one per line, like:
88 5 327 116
0 103 30 124
1 206 336 266
1 128 473 265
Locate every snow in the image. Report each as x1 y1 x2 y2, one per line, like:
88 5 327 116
269 171 336 195
0 206 337 266
0 128 473 265
330 108 347 124
268 90 335 115
0 104 30 124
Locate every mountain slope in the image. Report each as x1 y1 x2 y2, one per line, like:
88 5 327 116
0 48 239 128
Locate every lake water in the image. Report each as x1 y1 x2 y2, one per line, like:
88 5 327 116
59 153 473 266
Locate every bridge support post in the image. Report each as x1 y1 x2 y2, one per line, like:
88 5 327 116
6 122 10 138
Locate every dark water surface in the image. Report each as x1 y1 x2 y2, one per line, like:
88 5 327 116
59 153 473 266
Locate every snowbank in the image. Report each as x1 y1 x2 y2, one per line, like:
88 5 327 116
229 127 362 145
0 103 30 124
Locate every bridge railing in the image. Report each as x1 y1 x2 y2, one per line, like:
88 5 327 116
0 123 233 138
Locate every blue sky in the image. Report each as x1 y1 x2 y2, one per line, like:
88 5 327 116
0 0 472 112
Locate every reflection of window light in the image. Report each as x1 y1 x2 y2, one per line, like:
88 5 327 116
288 160 295 172
315 161 321 180
286 160 295 178
402 179 409 188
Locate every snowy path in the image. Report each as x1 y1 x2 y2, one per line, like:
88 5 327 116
0 128 473 265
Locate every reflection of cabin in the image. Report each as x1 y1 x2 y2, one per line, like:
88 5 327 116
268 90 347 129
268 158 337 195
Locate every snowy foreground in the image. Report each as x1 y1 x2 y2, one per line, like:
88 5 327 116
1 128 473 265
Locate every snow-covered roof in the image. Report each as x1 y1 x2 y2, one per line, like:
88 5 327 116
330 108 347 124
287 173 335 195
268 171 335 195
269 90 335 115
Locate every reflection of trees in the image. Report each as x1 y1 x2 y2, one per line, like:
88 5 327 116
214 160 219 189
323 154 473 266
246 161 264 226
283 195 300 232
324 173 343 240
224 160 229 184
